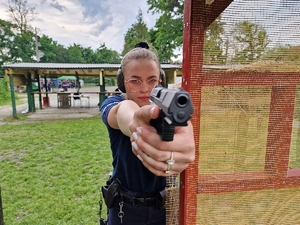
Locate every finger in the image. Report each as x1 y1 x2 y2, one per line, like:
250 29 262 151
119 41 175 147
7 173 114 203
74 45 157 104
133 105 160 121
137 150 185 176
128 106 160 134
131 129 169 162
131 140 191 176
134 123 195 163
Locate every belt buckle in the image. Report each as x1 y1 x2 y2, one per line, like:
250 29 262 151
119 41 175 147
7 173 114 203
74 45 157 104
132 196 146 206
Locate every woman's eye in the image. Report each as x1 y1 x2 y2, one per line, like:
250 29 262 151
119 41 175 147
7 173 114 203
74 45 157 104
148 79 158 83
130 79 140 84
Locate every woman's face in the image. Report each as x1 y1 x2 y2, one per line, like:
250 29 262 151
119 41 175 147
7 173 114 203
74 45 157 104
123 59 160 107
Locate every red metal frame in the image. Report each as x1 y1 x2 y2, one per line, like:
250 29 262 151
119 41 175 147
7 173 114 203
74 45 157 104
180 0 300 224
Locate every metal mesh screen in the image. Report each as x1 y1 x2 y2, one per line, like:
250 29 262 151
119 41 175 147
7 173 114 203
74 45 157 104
200 86 271 174
183 0 300 224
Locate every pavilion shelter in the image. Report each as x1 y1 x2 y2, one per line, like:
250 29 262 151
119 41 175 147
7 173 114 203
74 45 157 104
2 63 182 115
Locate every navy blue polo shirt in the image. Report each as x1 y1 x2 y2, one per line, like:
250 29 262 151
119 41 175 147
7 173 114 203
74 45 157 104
100 95 166 195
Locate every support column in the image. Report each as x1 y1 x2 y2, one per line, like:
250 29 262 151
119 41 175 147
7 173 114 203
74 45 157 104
9 74 17 118
26 72 35 112
173 69 178 86
43 76 49 107
37 73 42 109
99 69 106 106
0 187 4 225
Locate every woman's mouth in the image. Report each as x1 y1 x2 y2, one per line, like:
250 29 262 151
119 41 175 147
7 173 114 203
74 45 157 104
138 96 150 101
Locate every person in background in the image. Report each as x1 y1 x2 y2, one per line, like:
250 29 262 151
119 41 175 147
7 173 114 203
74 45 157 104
47 81 52 92
99 42 195 225
62 79 69 92
40 81 45 92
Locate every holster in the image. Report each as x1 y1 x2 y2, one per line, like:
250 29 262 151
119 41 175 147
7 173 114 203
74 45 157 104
156 189 166 210
101 177 121 209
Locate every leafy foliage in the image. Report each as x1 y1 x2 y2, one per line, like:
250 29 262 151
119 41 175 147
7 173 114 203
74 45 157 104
10 30 35 62
147 0 184 16
149 14 183 62
0 19 17 64
38 35 64 63
230 21 270 64
0 77 11 105
122 8 151 55
147 0 184 62
94 44 121 63
204 17 227 65
262 45 300 63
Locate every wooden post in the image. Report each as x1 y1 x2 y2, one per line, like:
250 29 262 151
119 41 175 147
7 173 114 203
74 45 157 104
9 74 17 118
26 73 34 112
37 73 43 109
99 70 106 106
0 187 4 225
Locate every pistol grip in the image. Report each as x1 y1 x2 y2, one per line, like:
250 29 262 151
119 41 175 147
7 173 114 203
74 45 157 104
151 116 175 142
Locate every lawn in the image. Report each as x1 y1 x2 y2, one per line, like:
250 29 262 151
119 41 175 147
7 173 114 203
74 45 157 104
0 116 112 224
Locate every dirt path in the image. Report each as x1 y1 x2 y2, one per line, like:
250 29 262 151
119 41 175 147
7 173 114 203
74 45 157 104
0 86 115 125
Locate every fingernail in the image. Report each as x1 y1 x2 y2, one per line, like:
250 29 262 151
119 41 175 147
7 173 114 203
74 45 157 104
132 142 139 151
132 132 138 141
137 155 143 162
150 107 155 115
136 127 142 135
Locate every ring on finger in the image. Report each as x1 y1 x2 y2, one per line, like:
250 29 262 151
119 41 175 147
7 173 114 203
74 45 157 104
165 152 175 174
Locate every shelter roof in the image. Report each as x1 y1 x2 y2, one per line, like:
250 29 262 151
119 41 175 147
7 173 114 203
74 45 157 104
2 62 182 70
2 63 182 77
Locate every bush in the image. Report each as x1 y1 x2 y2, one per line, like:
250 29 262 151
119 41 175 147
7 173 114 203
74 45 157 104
0 77 11 105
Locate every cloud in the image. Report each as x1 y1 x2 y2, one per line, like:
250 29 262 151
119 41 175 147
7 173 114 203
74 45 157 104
0 0 158 52
50 0 67 12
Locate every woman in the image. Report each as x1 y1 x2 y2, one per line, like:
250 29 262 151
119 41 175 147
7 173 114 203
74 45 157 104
100 43 195 225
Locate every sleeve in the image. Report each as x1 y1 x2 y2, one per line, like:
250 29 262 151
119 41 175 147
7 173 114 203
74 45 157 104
99 95 123 126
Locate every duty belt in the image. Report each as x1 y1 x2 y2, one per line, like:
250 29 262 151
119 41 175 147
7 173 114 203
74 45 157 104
118 189 166 209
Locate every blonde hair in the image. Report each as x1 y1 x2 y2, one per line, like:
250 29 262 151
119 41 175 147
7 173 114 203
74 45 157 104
120 47 161 74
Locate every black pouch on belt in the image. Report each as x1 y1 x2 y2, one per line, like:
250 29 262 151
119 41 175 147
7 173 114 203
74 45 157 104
155 189 166 210
101 178 121 209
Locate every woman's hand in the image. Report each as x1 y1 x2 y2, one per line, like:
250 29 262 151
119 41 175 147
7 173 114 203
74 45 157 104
129 105 195 176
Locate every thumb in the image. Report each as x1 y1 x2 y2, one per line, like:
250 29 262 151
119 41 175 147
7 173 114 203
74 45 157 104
135 105 160 122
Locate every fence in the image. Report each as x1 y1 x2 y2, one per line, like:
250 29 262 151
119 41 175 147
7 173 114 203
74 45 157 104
180 0 300 224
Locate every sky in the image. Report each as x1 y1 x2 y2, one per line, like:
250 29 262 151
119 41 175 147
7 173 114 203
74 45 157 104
0 0 159 53
222 0 300 48
0 0 299 55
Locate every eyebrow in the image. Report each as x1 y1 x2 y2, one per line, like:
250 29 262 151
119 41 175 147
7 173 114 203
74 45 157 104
128 75 158 79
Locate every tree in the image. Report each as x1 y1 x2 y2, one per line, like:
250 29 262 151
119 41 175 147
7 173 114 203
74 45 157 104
94 44 121 63
38 35 60 63
51 45 69 63
122 8 150 55
204 17 226 65
0 77 11 105
262 44 300 62
67 44 85 63
2 0 37 63
149 14 183 62
81 46 96 63
10 29 35 62
0 19 17 65
230 21 270 64
5 0 36 33
147 0 184 62
147 0 184 16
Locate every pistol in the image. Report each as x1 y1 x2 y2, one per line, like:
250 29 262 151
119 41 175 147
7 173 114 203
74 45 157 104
150 86 194 142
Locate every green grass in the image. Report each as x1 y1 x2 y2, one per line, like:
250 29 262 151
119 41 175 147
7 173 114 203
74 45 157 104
0 117 112 224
